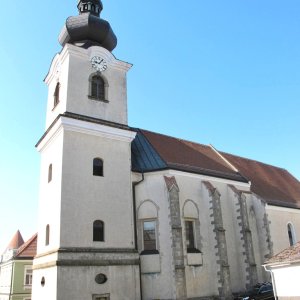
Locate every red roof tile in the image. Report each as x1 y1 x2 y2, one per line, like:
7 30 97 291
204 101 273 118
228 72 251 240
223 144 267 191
221 152 300 208
16 233 37 258
5 230 24 252
265 241 300 265
141 130 246 181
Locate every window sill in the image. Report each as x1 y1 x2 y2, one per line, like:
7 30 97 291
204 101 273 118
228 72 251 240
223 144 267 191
24 285 32 289
140 249 159 255
187 248 201 254
88 96 109 103
187 251 203 266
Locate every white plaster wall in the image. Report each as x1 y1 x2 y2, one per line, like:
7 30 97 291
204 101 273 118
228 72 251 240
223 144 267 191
56 265 140 300
36 128 64 254
271 264 300 298
32 266 57 300
267 205 300 254
0 263 12 294
135 172 176 300
135 170 254 299
60 128 135 248
176 173 220 298
45 44 131 129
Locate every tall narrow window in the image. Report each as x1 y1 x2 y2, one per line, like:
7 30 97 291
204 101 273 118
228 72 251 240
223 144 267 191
93 158 103 176
143 221 157 251
91 75 105 100
48 164 52 183
93 220 104 242
53 82 60 107
185 220 196 252
288 223 296 246
45 224 50 246
24 266 33 286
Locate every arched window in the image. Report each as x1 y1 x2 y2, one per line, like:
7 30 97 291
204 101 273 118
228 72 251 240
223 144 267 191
93 220 104 242
48 164 52 183
90 75 105 100
53 82 60 107
45 224 50 246
288 223 296 246
93 158 103 176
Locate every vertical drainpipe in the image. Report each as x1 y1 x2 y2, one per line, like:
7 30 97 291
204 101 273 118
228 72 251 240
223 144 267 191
263 265 278 300
132 172 144 300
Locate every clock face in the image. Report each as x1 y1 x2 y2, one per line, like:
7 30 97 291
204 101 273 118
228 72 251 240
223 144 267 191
91 56 107 72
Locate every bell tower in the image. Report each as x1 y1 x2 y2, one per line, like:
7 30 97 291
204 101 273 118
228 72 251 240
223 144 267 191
32 1 140 299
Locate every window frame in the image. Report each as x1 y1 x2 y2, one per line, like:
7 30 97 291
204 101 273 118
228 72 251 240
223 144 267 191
48 164 52 183
24 265 33 288
53 82 60 108
287 222 296 246
185 219 196 252
142 219 158 253
88 73 108 102
92 294 110 300
93 158 104 177
93 220 105 242
45 224 50 246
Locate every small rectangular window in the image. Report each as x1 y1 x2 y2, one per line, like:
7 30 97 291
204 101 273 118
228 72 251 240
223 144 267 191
24 266 33 286
143 221 157 251
185 220 195 252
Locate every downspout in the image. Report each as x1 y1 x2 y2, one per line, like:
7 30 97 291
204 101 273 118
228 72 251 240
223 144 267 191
263 265 278 300
132 172 144 300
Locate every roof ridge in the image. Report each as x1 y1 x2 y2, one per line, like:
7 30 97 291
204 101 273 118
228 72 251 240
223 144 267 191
140 129 210 149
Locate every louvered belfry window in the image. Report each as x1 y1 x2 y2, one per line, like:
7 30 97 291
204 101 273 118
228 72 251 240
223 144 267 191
91 75 105 100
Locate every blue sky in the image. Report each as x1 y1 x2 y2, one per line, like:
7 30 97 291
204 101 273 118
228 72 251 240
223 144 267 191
0 0 299 252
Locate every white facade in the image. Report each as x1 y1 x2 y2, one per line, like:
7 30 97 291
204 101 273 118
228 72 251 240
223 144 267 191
266 263 300 299
32 43 140 300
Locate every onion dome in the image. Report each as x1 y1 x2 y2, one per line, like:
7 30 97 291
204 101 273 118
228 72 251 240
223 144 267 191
59 0 117 51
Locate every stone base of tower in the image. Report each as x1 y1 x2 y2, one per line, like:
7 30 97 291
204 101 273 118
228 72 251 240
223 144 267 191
32 248 140 300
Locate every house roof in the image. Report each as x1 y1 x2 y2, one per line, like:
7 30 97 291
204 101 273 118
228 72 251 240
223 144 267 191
132 129 247 182
131 129 300 209
221 152 300 208
16 233 37 259
4 230 24 252
265 241 300 265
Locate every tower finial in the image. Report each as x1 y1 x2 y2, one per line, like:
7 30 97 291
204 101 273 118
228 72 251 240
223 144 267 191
77 0 103 17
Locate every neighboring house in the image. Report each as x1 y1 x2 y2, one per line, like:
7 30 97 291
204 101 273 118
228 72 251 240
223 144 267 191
264 241 300 299
0 231 37 300
31 1 300 300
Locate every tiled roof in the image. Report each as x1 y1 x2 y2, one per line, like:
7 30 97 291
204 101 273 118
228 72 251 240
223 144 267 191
221 152 300 208
131 129 300 209
265 241 300 265
132 130 247 182
5 230 24 252
16 233 37 258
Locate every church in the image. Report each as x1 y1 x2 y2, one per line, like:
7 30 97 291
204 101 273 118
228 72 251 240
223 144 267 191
31 1 300 300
